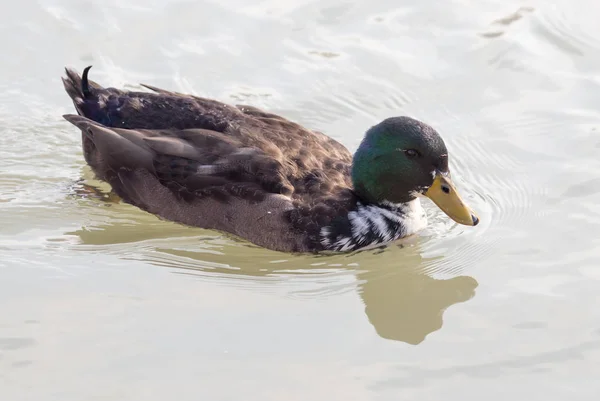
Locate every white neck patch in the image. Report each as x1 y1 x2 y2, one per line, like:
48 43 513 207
320 198 427 252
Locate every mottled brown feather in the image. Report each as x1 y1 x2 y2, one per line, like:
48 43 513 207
62 67 359 252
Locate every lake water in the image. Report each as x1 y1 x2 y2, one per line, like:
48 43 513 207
1 0 600 399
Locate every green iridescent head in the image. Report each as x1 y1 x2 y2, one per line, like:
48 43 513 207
351 116 479 226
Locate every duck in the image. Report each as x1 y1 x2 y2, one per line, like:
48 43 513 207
61 66 479 253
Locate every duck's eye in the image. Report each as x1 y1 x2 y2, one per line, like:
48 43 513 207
404 149 419 158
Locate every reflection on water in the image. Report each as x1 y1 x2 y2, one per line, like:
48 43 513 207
359 265 477 345
65 182 478 345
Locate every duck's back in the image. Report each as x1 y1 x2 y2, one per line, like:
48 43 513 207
62 67 352 187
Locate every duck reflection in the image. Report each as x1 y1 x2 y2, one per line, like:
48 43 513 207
65 187 478 345
355 251 477 344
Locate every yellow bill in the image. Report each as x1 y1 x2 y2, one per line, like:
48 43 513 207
424 173 479 226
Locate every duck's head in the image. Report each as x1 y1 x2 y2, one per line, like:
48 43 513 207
351 116 479 226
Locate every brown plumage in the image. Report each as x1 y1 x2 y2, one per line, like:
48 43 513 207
62 66 360 253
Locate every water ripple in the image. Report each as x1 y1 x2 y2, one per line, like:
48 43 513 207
533 5 600 58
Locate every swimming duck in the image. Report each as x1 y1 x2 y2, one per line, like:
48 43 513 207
61 66 479 253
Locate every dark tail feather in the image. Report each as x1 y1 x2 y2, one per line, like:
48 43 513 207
81 65 92 97
62 68 85 106
61 65 103 102
62 65 107 118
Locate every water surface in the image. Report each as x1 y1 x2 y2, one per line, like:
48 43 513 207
1 0 600 399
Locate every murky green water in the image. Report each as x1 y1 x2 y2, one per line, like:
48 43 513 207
1 0 600 399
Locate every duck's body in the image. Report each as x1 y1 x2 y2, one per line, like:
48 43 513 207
62 66 478 253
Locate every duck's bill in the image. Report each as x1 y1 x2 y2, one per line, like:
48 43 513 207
424 173 479 226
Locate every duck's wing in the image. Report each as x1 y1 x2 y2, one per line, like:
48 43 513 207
64 114 322 251
63 114 296 203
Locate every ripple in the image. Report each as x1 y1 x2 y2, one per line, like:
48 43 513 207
479 7 535 39
533 5 600 58
408 108 555 276
60 224 479 345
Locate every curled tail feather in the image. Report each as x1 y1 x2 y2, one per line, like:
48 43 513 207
61 65 102 114
81 65 92 97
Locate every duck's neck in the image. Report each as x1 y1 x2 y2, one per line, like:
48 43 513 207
319 198 427 252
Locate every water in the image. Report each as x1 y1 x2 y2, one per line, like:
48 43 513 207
1 0 600 399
